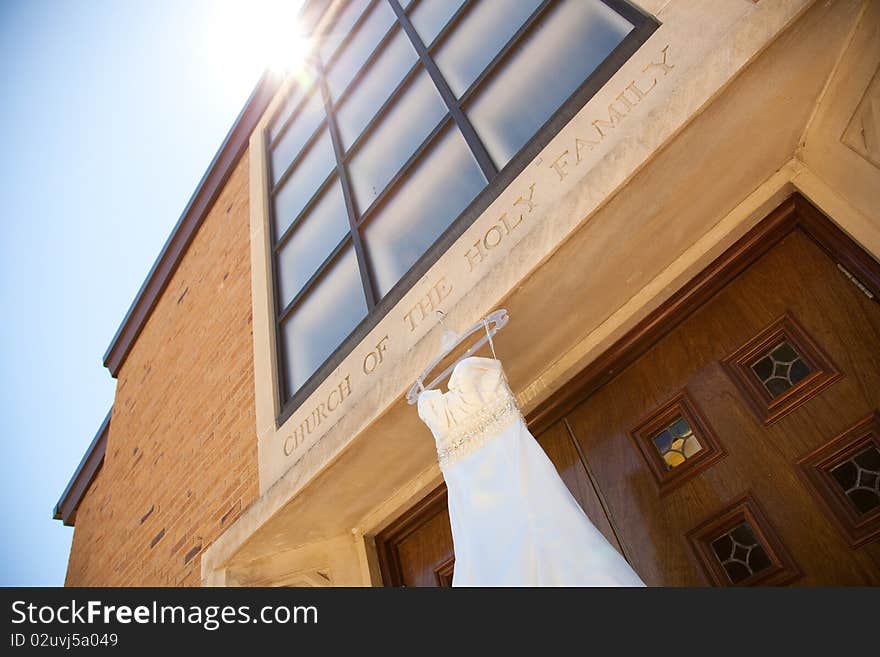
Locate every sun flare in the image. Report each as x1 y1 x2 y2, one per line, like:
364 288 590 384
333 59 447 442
261 10 312 77
204 0 312 83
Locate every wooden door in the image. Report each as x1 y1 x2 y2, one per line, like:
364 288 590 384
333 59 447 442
376 195 880 586
563 211 880 586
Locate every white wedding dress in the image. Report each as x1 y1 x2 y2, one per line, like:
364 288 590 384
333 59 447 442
417 355 644 587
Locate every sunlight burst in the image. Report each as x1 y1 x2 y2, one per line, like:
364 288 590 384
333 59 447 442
204 0 312 83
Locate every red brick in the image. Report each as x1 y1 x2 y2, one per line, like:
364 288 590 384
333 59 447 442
65 153 258 586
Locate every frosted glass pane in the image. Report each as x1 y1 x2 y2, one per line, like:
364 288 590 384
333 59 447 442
276 179 350 307
410 0 466 46
268 86 304 142
272 129 337 236
281 246 367 395
326 0 396 99
336 30 418 147
269 90 325 185
319 0 371 63
364 127 485 297
349 70 446 212
435 0 542 97
468 0 631 168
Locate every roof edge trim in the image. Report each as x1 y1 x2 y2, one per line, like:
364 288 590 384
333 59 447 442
54 411 112 527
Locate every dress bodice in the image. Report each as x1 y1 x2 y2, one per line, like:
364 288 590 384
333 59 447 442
417 356 523 468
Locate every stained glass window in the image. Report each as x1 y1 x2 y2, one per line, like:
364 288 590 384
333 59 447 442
651 416 703 470
630 392 725 493
724 315 841 426
830 445 880 515
797 414 880 547
750 340 813 398
709 522 772 584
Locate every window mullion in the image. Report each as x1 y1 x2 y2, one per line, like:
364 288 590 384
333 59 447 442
387 0 497 181
318 66 378 310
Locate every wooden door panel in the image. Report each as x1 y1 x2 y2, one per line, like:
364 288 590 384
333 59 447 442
375 486 454 587
535 422 624 555
395 506 454 587
564 228 880 585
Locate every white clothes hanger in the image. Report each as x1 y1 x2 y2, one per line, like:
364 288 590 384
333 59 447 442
406 308 509 405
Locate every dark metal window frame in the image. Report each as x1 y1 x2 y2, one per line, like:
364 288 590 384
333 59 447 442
266 0 658 426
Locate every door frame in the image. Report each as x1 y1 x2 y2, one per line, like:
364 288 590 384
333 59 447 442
375 485 450 586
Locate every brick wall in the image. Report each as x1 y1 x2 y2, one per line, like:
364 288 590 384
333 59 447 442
65 153 259 586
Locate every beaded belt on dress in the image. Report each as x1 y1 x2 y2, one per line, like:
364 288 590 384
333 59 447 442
434 390 523 468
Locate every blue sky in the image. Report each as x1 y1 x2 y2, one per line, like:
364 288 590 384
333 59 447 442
0 0 298 586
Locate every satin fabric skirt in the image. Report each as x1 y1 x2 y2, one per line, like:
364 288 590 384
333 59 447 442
442 417 645 587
